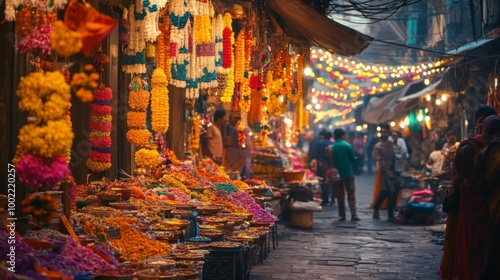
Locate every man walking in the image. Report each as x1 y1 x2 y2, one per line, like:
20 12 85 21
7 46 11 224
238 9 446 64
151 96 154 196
314 130 334 206
372 124 398 222
329 128 359 221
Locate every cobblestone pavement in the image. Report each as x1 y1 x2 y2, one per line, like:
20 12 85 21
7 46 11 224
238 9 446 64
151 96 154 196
250 174 444 280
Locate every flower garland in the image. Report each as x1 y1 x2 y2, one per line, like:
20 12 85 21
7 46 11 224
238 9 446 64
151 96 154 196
191 116 200 152
135 148 160 169
151 68 170 133
21 194 59 226
248 74 263 125
18 120 74 159
295 97 303 132
143 0 162 42
222 12 233 70
234 32 245 83
260 71 271 143
119 8 129 45
17 71 71 123
87 86 113 173
296 52 304 101
169 0 190 87
129 88 150 110
284 51 294 100
17 155 71 191
220 13 235 102
50 20 82 57
268 92 287 116
127 129 151 147
239 78 251 112
70 64 100 103
186 20 200 99
17 23 55 55
127 111 147 128
122 3 147 74
237 122 246 147
214 14 224 74
156 22 166 70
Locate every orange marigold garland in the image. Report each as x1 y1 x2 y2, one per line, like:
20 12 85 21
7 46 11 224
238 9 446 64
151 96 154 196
87 85 112 172
151 69 169 134
126 129 151 147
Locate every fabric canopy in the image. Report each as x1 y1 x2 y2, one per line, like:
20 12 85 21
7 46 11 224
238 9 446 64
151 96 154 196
362 80 424 124
267 0 373 56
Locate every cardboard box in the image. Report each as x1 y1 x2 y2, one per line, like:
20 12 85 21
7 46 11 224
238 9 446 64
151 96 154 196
289 210 314 228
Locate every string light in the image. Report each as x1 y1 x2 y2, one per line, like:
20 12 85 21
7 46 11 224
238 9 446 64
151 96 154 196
334 117 356 126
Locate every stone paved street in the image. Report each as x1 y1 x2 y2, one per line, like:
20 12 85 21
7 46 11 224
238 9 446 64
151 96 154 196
250 174 444 280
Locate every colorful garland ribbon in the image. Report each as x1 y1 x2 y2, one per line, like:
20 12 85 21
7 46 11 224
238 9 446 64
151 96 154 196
87 86 113 172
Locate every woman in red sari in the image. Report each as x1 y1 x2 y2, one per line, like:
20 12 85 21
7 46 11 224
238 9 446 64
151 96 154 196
441 113 500 280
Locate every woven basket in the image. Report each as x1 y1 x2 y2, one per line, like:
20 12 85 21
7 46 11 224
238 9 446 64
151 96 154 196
282 171 304 182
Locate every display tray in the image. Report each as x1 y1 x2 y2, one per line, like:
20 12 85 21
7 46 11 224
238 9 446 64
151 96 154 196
249 220 272 227
109 202 138 210
208 241 245 249
164 218 190 228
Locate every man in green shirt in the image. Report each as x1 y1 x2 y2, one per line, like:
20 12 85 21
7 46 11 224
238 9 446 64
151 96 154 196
330 128 359 221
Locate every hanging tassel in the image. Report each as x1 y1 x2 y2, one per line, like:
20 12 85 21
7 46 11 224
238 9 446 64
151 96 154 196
92 45 110 73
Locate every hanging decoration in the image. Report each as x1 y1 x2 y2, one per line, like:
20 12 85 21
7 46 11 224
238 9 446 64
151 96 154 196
237 123 246 148
119 8 129 46
295 97 303 132
191 116 200 152
122 2 147 73
214 14 224 74
151 68 170 134
70 64 100 103
169 0 191 87
87 85 113 173
135 148 160 169
14 71 73 190
127 77 151 147
50 20 82 57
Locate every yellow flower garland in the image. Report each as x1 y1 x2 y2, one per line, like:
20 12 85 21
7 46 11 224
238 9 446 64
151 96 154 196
17 71 71 123
151 69 169 134
135 148 160 169
127 111 147 129
126 129 151 147
239 77 251 112
50 21 82 57
191 117 200 152
194 15 211 44
234 32 245 83
17 120 74 159
268 92 287 116
296 53 304 101
295 97 303 131
129 88 150 111
86 160 111 172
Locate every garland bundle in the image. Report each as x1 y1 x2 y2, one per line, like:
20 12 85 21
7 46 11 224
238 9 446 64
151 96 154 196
87 86 113 172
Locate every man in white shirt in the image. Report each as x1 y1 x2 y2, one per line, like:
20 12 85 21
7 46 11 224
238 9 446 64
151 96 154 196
426 150 445 174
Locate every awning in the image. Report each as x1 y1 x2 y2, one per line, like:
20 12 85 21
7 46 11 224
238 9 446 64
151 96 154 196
398 80 441 103
267 0 373 56
442 38 497 66
362 82 417 124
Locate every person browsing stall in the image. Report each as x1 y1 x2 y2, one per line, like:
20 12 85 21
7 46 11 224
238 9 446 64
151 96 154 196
329 128 359 221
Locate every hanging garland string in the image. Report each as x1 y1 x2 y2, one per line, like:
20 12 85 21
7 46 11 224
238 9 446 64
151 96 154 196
151 68 170 134
87 86 113 172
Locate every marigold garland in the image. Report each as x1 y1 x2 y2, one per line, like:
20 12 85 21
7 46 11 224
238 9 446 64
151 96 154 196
87 86 112 173
191 116 200 152
22 194 59 225
18 120 74 159
126 129 151 147
296 52 304 101
128 88 150 110
135 148 160 169
151 68 169 134
237 122 246 147
127 111 147 128
234 32 245 83
50 20 82 57
295 97 303 131
17 71 71 123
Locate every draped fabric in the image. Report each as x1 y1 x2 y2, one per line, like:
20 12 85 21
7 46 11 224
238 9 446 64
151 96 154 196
267 0 372 56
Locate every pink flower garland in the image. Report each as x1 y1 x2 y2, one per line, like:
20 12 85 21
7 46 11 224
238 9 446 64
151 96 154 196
16 154 71 191
17 25 54 55
87 87 113 172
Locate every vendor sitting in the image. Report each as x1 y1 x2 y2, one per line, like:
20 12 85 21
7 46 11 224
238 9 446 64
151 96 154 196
423 150 445 175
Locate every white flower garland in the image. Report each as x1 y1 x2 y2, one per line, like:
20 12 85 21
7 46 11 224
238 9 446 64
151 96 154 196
169 0 190 88
122 3 147 74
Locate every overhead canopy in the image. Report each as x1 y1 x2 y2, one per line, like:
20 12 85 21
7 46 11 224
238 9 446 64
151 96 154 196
267 0 373 56
442 38 497 67
362 83 414 124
